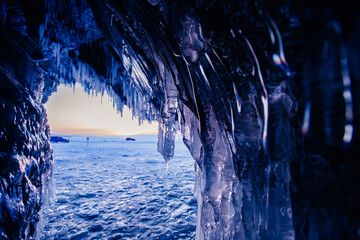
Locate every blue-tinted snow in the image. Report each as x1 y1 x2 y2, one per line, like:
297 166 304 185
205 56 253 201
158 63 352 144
41 135 196 240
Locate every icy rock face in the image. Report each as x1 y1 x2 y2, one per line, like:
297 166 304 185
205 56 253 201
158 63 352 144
1 0 360 239
0 53 53 238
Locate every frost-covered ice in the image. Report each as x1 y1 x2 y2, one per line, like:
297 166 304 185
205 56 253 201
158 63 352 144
40 135 196 240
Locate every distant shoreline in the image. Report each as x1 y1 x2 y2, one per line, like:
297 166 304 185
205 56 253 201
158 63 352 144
50 133 158 137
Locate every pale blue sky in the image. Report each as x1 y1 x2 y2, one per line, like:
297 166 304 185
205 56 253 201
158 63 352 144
44 84 158 136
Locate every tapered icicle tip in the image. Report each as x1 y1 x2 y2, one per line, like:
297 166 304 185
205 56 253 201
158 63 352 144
301 102 311 135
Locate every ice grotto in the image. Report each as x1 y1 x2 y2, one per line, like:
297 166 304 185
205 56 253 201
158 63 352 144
0 0 359 239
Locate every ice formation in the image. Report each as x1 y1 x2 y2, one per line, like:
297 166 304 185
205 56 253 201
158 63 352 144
1 0 359 239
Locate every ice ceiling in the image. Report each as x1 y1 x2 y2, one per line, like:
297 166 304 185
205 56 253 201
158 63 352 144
0 0 359 239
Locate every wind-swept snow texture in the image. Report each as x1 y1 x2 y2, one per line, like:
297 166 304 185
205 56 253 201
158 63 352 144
1 0 359 239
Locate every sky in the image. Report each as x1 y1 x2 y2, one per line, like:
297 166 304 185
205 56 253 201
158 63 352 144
44 84 158 136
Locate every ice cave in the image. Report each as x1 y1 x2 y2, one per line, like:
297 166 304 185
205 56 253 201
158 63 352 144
0 0 359 239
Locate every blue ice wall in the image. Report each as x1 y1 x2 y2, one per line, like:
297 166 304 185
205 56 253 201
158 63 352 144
0 0 359 239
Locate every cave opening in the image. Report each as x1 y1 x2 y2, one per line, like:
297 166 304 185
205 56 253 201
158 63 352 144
39 83 197 239
1 0 360 239
44 83 158 137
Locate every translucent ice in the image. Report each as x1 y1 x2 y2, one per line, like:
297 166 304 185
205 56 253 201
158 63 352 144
1 0 359 239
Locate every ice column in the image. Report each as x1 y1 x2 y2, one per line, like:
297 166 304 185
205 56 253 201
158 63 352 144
178 14 243 239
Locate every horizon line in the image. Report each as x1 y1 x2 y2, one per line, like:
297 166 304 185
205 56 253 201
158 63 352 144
49 132 158 137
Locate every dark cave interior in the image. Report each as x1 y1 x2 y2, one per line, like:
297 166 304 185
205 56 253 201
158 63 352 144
0 0 360 239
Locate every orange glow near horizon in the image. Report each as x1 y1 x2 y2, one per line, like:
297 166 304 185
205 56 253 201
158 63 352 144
44 84 158 136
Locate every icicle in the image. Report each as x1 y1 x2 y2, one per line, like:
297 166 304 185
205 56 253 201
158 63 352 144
53 43 61 71
256 0 291 76
337 26 354 143
157 117 176 165
184 59 202 135
238 29 269 150
302 102 311 135
199 64 214 99
232 82 242 113
203 51 236 142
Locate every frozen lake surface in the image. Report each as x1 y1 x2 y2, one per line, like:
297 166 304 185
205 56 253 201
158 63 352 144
41 135 196 240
